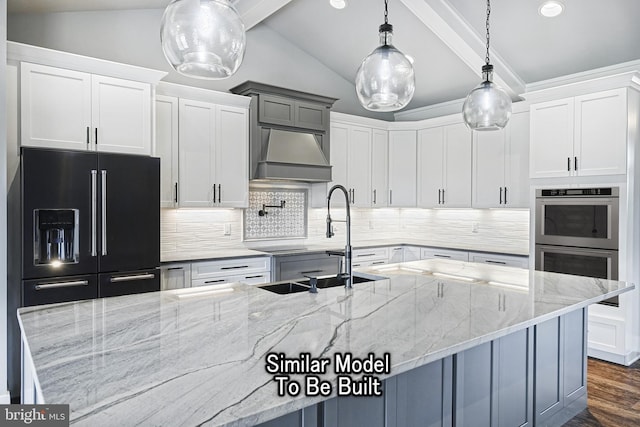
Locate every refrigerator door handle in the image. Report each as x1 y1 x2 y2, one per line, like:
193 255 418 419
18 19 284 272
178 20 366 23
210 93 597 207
35 280 90 290
91 170 97 257
110 273 156 283
101 170 107 256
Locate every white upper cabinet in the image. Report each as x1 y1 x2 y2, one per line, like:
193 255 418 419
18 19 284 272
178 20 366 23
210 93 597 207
329 122 373 208
388 130 417 207
530 88 627 178
371 129 389 207
21 62 152 155
418 123 472 208
155 95 179 208
473 111 530 208
176 98 249 208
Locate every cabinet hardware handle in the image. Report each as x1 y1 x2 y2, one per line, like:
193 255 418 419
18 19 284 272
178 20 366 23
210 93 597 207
438 189 441 204
218 184 221 203
35 280 89 290
91 170 97 257
300 269 323 275
441 189 445 204
167 267 184 271
389 189 393 205
352 188 355 204
393 248 403 251
110 273 155 283
485 260 506 265
213 184 216 204
499 187 503 204
433 254 451 258
356 253 376 257
95 128 98 145
86 126 90 144
244 275 264 279
504 187 508 204
567 157 570 171
373 189 377 204
574 156 578 171
372 261 386 265
221 265 249 270
204 279 226 284
503 294 506 311
101 170 107 256
174 182 178 204
352 263 361 268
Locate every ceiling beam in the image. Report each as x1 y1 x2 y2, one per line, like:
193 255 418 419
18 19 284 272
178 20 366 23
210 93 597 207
400 0 525 98
238 0 295 31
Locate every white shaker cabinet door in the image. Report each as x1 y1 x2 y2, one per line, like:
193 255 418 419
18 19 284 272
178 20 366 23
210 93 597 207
388 130 417 207
530 97 574 178
442 123 472 208
329 123 349 208
92 75 151 155
348 126 372 207
21 62 91 151
574 88 627 176
155 95 179 208
473 128 506 208
215 104 249 208
178 98 216 207
371 129 389 207
417 127 444 208
504 111 530 207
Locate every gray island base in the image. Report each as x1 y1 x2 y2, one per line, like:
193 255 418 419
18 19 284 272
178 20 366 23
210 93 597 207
17 260 633 426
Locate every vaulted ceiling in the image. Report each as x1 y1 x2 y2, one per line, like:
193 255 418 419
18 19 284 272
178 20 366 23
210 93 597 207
8 0 640 118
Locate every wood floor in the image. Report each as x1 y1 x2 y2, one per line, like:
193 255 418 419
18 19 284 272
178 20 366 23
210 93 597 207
564 357 640 426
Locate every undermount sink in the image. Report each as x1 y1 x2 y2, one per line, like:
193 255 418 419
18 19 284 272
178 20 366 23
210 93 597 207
257 274 385 295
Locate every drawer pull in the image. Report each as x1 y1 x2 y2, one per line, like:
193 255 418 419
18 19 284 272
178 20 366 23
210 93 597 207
485 260 506 265
110 273 155 283
356 253 376 257
372 261 386 265
205 279 226 284
167 267 184 271
221 265 249 270
35 280 89 290
300 270 323 275
244 275 264 279
433 254 451 258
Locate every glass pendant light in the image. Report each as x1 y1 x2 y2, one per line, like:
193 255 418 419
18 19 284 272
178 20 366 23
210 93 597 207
462 0 511 131
355 0 415 112
160 0 246 80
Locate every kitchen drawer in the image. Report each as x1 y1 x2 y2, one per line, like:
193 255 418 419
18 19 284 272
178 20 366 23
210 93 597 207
420 247 469 262
99 269 160 298
160 262 191 290
352 247 389 262
23 274 98 307
191 272 270 288
352 259 388 269
191 256 271 280
468 252 529 268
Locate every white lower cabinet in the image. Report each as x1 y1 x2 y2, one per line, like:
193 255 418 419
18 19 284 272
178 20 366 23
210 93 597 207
351 247 389 269
388 246 405 263
191 256 271 287
421 247 469 262
402 246 422 262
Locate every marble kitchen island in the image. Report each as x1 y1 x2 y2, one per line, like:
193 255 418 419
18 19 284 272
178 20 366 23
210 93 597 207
17 260 633 427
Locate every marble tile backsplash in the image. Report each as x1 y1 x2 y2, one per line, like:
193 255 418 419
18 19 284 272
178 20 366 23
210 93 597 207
161 207 530 258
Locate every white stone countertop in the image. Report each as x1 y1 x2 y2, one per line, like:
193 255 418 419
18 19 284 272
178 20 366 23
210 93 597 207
18 260 630 426
161 239 529 263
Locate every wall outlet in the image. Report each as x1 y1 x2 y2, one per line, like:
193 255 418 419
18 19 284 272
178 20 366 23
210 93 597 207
471 222 479 233
224 224 231 236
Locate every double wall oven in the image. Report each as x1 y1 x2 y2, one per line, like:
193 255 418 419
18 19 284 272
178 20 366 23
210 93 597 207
535 187 619 306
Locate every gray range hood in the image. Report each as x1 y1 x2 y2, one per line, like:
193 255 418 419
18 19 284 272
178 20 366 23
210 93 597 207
256 129 332 182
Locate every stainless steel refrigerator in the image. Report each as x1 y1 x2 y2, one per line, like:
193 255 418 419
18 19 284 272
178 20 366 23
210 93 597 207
8 147 160 399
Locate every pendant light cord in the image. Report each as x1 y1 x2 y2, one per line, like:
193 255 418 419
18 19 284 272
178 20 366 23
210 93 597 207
485 0 491 66
383 0 389 45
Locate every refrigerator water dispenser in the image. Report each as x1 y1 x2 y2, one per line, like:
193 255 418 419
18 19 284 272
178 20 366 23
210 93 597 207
34 209 79 265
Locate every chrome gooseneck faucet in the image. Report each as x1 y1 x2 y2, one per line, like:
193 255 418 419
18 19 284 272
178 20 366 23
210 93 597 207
326 184 352 288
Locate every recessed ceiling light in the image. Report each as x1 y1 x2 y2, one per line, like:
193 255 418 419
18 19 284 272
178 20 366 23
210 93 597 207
539 0 564 18
330 0 347 9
